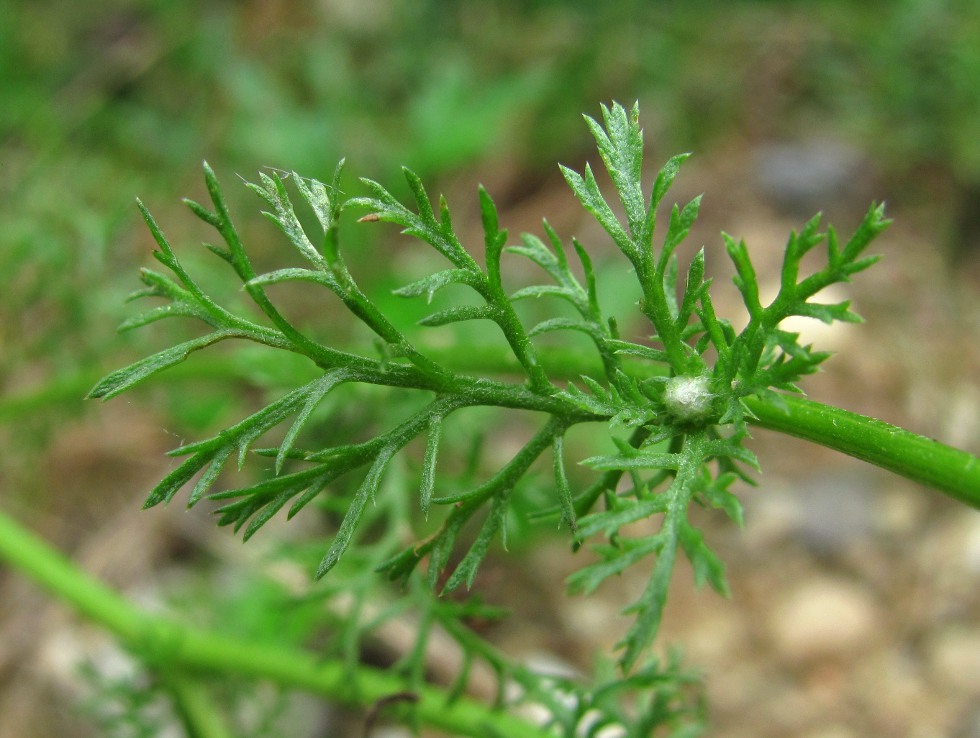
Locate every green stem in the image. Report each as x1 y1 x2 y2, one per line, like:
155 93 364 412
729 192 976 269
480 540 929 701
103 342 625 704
744 395 980 510
158 669 233 738
0 508 549 738
7 347 978 506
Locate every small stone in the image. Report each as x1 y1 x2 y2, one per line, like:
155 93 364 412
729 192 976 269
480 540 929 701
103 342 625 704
769 577 880 661
960 516 980 574
752 138 867 216
926 627 980 695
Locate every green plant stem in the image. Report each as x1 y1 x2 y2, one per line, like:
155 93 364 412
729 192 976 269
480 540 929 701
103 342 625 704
0 507 549 738
158 669 234 738
7 346 977 506
743 395 980 509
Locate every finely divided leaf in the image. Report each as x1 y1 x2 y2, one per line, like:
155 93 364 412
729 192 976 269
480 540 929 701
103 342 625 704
87 330 242 400
393 269 482 303
560 162 634 258
567 538 661 597
143 449 221 508
552 435 577 533
247 172 330 271
315 445 397 579
188 446 235 507
528 317 604 341
650 153 690 214
678 523 730 596
418 305 497 327
586 102 646 239
247 267 338 291
582 452 683 472
277 370 352 473
420 415 442 517
443 494 509 592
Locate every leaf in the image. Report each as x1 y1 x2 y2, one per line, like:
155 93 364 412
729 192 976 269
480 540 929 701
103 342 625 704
443 493 508 592
479 186 509 276
287 476 334 519
87 330 242 400
351 172 480 272
724 234 762 319
552 435 577 533
393 269 482 303
579 374 612 401
617 529 677 672
650 153 690 214
144 448 220 508
403 167 437 223
528 317 604 341
247 172 330 271
132 267 195 303
182 197 222 229
703 439 760 470
242 489 296 542
586 102 646 239
560 382 618 416
232 380 329 468
566 538 661 596
376 545 426 584
793 300 861 324
572 238 601 316
678 523 730 597
420 415 441 518
582 452 682 472
505 233 558 272
118 303 210 332
294 171 338 232
560 162 634 259
277 369 352 473
841 202 890 263
608 339 669 363
609 405 658 430
247 267 337 291
315 446 397 579
426 513 467 589
418 305 497 327
508 284 576 302
576 498 669 539
662 252 680 321
658 197 702 277
699 474 744 527
681 246 706 301
188 445 234 507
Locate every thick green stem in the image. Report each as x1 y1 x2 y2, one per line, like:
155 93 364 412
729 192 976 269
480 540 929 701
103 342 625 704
744 395 980 509
0 508 549 738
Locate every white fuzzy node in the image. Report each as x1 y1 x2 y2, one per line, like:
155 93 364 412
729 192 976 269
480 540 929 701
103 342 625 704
664 375 714 422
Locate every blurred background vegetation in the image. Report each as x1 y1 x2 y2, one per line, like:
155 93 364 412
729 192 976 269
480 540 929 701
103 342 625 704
2 1 978 736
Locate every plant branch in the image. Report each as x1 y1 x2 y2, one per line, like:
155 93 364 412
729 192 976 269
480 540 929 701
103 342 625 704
9 346 978 506
157 669 233 738
0 507 550 738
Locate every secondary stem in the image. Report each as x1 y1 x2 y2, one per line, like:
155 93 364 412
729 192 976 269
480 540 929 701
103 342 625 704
0 508 550 738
